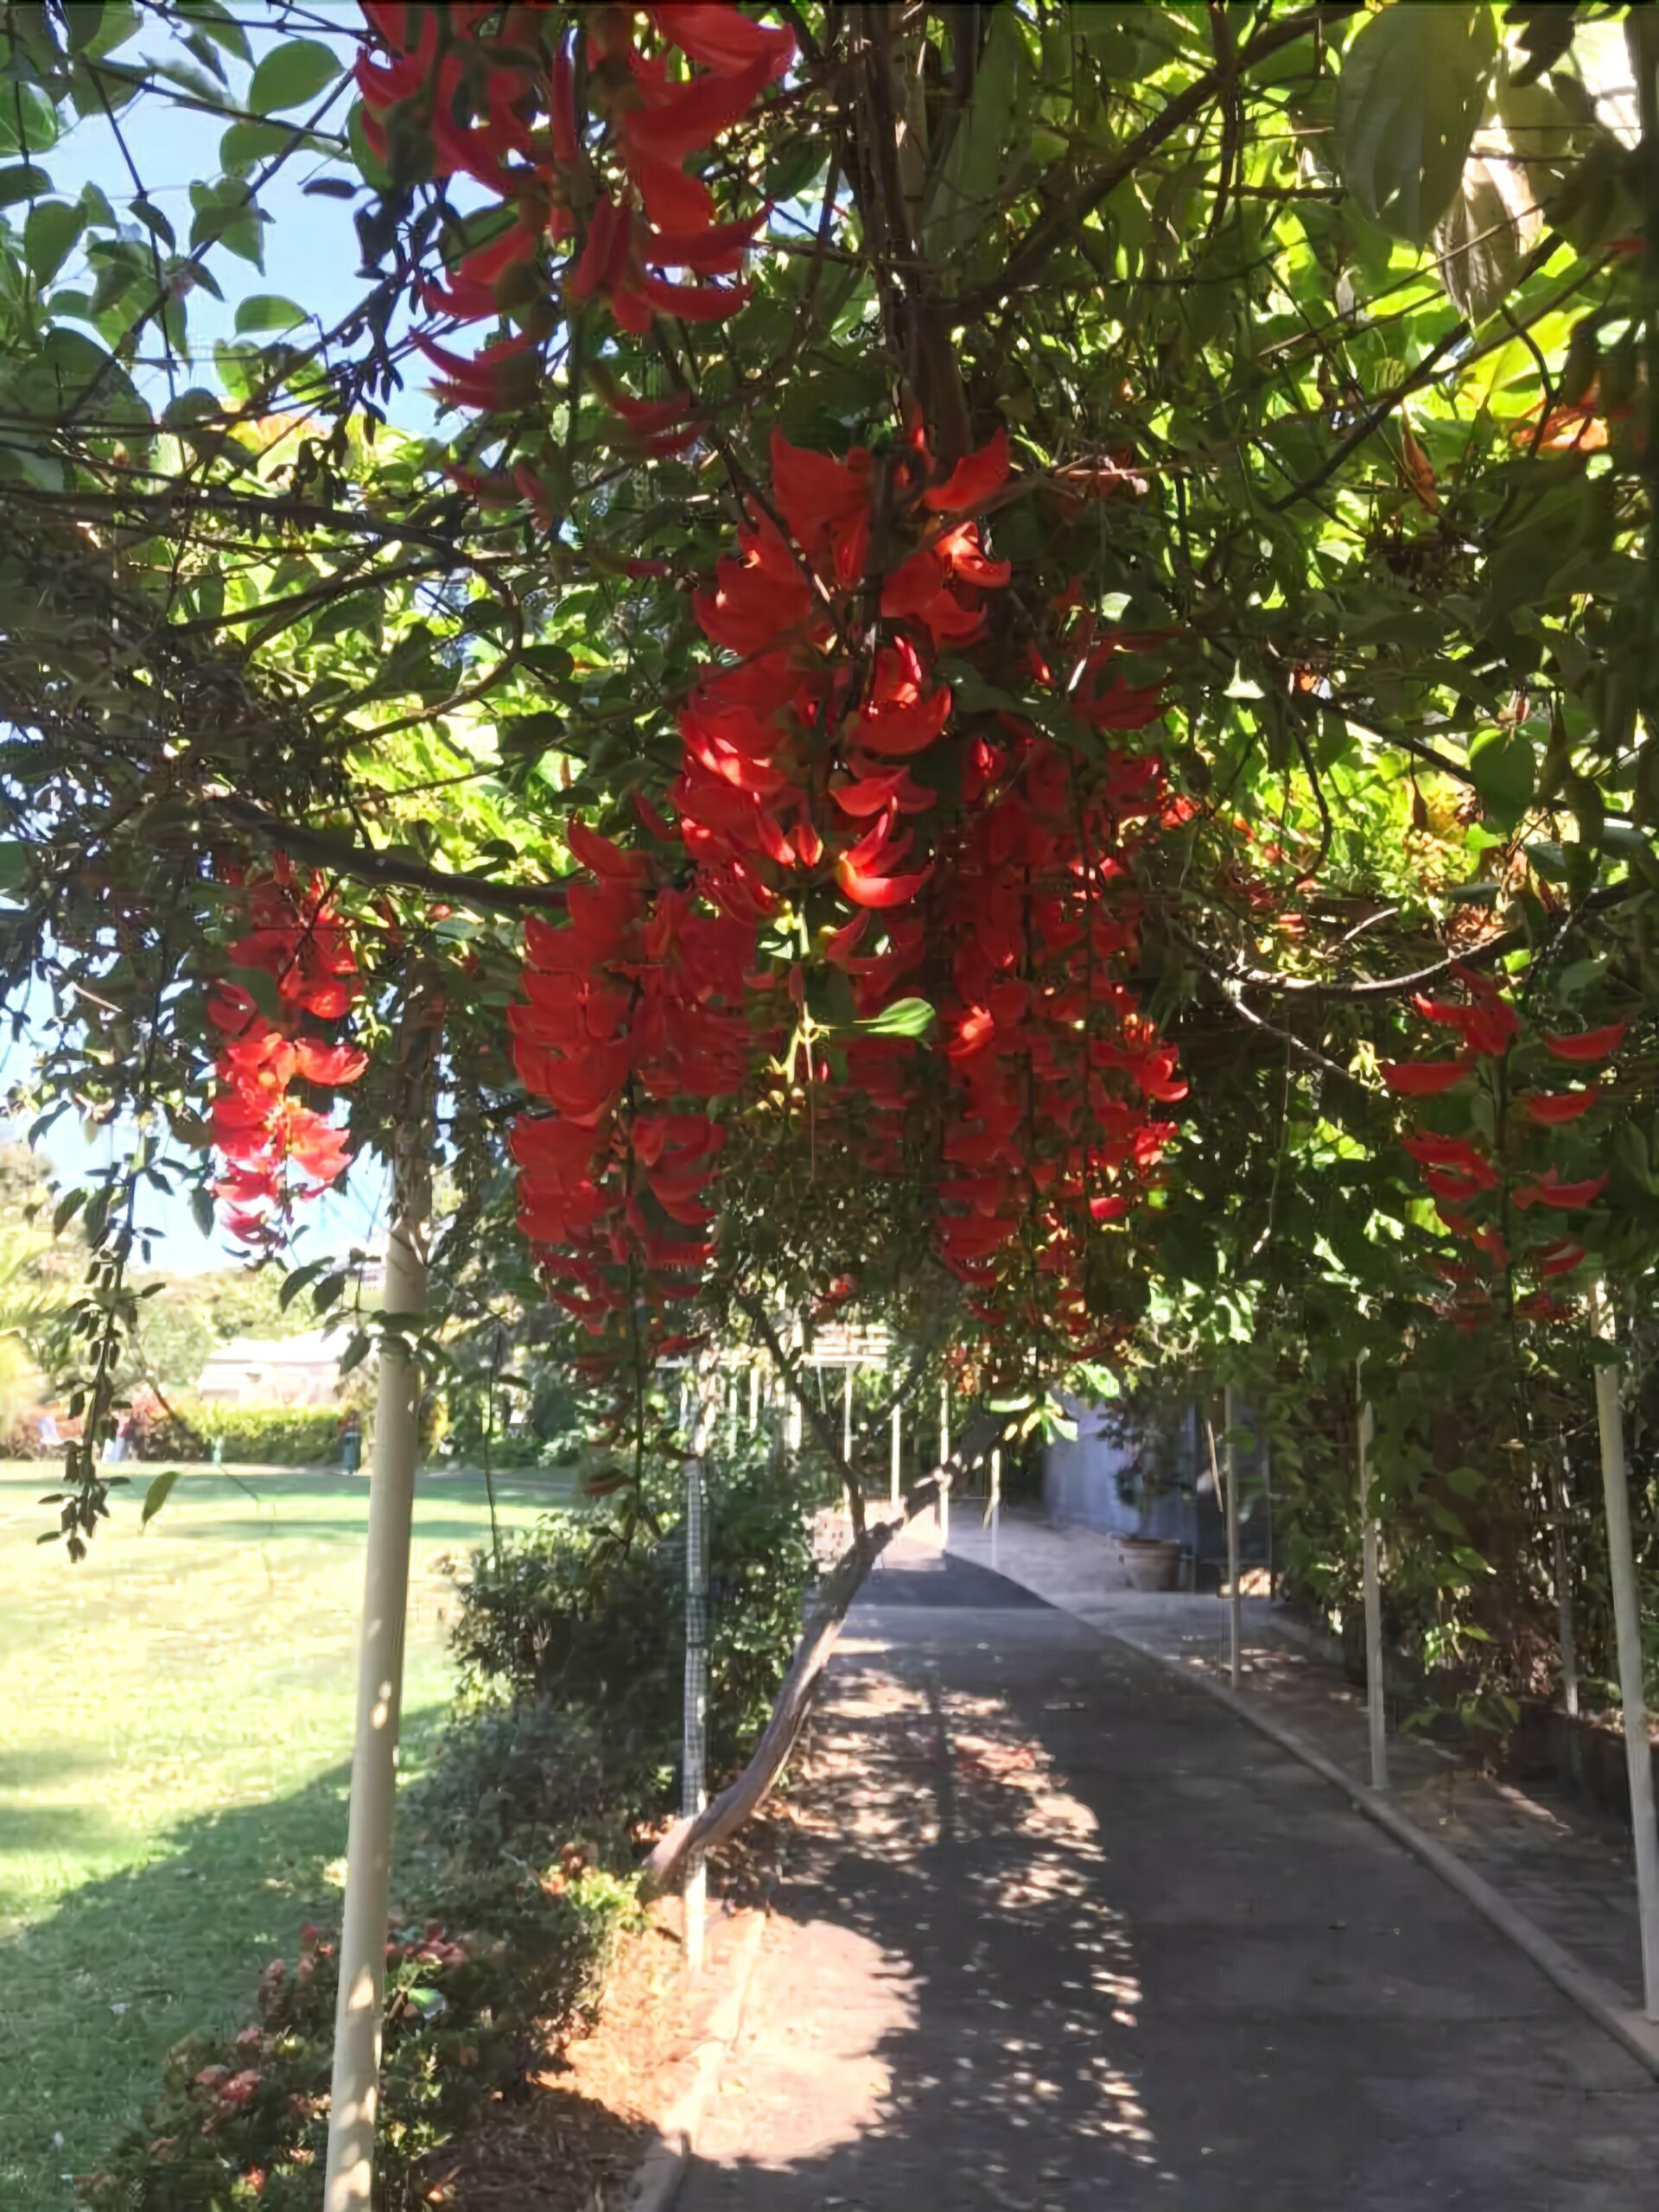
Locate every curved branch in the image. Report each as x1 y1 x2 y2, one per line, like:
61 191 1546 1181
203 797 569 918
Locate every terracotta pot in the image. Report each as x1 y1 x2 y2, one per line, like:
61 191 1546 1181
1116 1535 1182 1592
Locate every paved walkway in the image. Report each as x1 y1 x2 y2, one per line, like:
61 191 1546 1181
678 1547 1659 2211
946 1510 1654 2018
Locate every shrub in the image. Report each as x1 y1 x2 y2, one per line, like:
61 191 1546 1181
447 1445 816 1793
412 1699 657 1871
78 1866 636 2211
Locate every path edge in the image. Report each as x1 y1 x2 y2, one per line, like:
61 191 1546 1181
620 1893 772 2212
1109 1624 1659 2084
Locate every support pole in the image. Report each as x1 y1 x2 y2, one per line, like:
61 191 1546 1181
890 1402 902 1511
748 1363 759 1436
324 1058 431 2212
1588 1279 1659 2019
1357 1366 1388 1794
938 1382 950 1548
989 1445 1001 1574
1550 1437 1580 1724
682 1367 713 1975
842 1363 855 1466
1224 1385 1242 1690
1549 1435 1583 1793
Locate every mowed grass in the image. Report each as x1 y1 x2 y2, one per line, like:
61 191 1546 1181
0 1460 570 2210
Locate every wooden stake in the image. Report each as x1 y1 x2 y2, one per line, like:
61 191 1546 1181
1357 1364 1388 1793
324 1027 432 2212
1589 1279 1659 2018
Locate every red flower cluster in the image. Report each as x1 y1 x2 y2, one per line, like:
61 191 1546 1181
931 663 1181 1350
205 866 365 1250
1382 973 1624 1324
513 417 1182 1363
509 820 752 1364
355 3 790 448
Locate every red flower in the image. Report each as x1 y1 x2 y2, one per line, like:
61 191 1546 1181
1513 1170 1609 1211
1380 1061 1468 1096
1401 1133 1497 1185
1523 1088 1599 1124
1541 1021 1627 1063
923 427 1011 514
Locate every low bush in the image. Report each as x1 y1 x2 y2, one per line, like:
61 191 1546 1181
79 1865 636 2211
448 1445 816 1791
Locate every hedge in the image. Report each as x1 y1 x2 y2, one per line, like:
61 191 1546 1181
130 1400 348 1467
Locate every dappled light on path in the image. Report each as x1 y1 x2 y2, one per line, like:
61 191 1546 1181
680 1559 1659 2210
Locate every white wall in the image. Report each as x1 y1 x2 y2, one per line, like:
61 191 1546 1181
1043 1393 1143 1535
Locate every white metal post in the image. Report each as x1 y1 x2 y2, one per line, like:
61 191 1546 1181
1550 1437 1580 1722
1357 1367 1388 1793
938 1382 950 1547
785 1338 804 1456
989 1446 1001 1573
890 1402 902 1510
1589 1280 1659 2019
324 1118 429 2212
842 1364 854 1463
682 1367 713 1975
1224 1385 1242 1690
747 1363 759 1436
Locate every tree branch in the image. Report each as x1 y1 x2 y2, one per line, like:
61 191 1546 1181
964 3 1364 318
202 797 569 918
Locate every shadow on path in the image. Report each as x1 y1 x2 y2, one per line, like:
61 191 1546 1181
681 1559 1659 2211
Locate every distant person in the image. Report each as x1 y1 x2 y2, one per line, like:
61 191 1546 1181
37 1408 61 1453
338 1409 363 1475
104 1413 131 1465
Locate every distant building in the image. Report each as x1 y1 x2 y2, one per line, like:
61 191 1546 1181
195 1330 341 1408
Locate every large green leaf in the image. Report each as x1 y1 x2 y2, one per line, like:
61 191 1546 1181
248 36 342 117
235 291 307 334
1435 158 1525 325
23 200 83 285
925 6 1023 264
1336 3 1497 244
0 163 52 210
1467 727 1535 829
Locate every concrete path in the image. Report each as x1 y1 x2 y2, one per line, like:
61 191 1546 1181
948 1509 1655 2022
678 1550 1659 2211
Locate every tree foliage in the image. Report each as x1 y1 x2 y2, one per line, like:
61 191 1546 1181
0 0 1650 1754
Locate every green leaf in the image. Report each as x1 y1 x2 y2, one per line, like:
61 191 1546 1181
312 1271 347 1312
280 1259 326 1311
248 36 341 117
0 164 52 211
190 1186 217 1238
189 178 268 270
855 996 936 1039
1468 728 1535 829
23 199 82 283
141 1470 181 1527
181 0 252 63
1336 3 1497 244
129 195 175 248
220 118 300 173
1434 159 1525 326
235 291 307 334
52 1186 86 1235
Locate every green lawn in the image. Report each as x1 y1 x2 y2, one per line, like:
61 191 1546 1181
0 1460 569 2210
